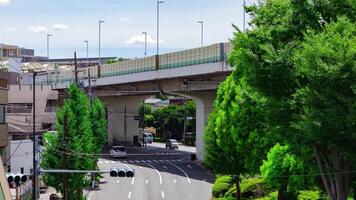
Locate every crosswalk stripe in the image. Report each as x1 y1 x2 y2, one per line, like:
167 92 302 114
147 160 152 163
110 161 116 164
105 161 110 164
135 160 140 163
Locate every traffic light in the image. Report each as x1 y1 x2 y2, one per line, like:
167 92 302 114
109 168 134 178
6 173 28 186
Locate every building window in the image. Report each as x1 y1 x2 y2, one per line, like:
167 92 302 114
0 105 5 124
7 104 32 113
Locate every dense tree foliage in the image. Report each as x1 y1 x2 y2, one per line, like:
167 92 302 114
41 84 108 199
204 0 355 199
140 100 196 140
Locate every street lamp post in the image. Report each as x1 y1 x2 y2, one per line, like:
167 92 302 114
198 21 204 47
243 0 246 32
142 32 147 57
84 40 89 68
98 20 105 77
46 34 52 63
157 1 164 55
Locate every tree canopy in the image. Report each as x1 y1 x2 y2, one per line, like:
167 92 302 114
204 0 356 199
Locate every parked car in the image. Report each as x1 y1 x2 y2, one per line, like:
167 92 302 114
166 139 179 149
110 146 126 158
143 132 153 144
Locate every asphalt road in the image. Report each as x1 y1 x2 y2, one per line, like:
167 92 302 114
85 143 214 200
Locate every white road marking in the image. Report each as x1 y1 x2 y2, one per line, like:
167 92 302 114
147 163 162 184
173 179 177 184
129 160 134 163
159 160 164 162
141 160 146 163
145 179 149 184
139 166 143 169
161 191 165 199
162 165 168 169
187 165 192 169
128 191 131 199
135 160 140 163
147 160 152 163
153 160 158 163
131 177 135 185
113 180 120 184
87 191 94 200
105 161 110 164
170 163 191 183
98 161 103 164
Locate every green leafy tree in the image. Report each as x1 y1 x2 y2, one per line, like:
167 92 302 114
41 84 95 199
204 73 273 200
292 17 356 200
138 102 152 128
89 97 108 169
260 144 305 199
205 0 355 199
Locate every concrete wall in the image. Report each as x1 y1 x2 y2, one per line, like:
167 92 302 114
102 95 149 145
0 155 11 200
9 140 32 174
0 125 8 147
7 85 58 134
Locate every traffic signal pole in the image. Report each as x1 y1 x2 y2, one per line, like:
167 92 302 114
62 115 68 200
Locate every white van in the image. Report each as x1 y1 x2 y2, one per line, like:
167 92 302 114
143 133 153 144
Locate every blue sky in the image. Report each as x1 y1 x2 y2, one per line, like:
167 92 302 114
0 0 249 59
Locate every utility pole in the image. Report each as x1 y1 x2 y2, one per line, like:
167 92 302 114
74 51 78 85
124 106 127 146
62 115 68 200
32 71 38 200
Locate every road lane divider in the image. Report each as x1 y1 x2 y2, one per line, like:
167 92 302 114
131 177 135 185
147 163 162 184
169 163 191 183
128 191 131 199
161 191 165 199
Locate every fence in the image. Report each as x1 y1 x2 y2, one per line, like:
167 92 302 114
10 181 32 200
39 42 232 85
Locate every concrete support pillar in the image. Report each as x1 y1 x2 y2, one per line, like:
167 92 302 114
175 91 216 161
101 95 149 146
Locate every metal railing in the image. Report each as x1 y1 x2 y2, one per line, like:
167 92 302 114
41 42 232 85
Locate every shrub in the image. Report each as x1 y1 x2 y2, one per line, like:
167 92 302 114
212 176 232 197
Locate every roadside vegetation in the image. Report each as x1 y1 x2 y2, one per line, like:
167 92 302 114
139 100 196 144
41 84 108 200
204 0 355 199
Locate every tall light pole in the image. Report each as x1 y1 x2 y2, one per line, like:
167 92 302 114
84 40 89 68
243 0 246 32
198 21 204 47
98 20 105 77
157 0 164 55
46 34 52 63
142 32 147 57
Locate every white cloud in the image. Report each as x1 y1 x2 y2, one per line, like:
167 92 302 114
4 27 16 32
0 0 10 6
29 26 48 33
119 18 128 22
52 24 69 31
125 34 164 45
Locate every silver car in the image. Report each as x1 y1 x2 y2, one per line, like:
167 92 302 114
165 139 179 149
